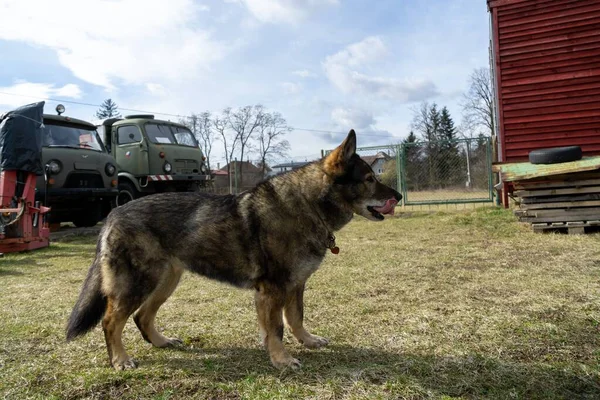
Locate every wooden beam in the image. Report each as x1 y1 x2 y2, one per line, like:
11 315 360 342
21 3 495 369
514 178 600 190
522 193 600 204
515 185 600 197
516 206 600 218
520 200 600 210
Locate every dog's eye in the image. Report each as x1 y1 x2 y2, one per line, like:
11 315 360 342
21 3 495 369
366 176 375 183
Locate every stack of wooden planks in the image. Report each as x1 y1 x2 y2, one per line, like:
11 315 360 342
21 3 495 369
511 173 600 234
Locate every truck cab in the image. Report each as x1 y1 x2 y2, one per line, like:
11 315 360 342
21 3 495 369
95 115 210 205
37 105 119 227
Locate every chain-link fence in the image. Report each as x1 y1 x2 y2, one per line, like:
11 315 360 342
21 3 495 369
323 136 494 206
351 145 401 193
401 137 493 205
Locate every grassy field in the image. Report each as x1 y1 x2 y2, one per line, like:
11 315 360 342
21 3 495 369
1 207 600 399
403 190 491 203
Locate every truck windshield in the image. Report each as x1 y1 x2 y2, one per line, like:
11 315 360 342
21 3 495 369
145 124 198 147
42 124 104 152
145 124 177 144
172 126 198 147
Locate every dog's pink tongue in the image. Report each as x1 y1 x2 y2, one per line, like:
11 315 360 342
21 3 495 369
373 198 398 215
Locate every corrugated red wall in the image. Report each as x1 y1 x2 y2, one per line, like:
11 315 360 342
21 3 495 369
488 0 600 163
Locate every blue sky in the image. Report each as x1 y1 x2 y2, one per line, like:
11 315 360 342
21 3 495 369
0 0 491 165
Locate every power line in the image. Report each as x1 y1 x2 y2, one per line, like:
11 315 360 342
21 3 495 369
289 127 396 138
0 91 187 119
0 90 402 139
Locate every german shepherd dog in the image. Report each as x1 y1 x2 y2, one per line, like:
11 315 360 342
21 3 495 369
66 130 401 371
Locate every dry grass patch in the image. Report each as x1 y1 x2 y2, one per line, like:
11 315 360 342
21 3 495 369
1 207 600 399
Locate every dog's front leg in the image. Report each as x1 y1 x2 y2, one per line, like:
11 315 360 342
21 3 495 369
283 283 329 349
255 281 301 369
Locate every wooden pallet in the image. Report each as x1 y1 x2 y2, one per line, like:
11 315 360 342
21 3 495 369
512 174 600 234
531 220 600 235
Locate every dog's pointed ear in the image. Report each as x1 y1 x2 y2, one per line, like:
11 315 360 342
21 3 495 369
342 129 357 161
323 129 357 176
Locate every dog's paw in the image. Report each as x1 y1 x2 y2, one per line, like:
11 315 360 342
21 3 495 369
301 334 329 349
112 358 138 371
271 355 302 370
159 337 184 348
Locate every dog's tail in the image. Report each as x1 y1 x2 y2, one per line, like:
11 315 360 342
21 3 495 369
66 259 107 341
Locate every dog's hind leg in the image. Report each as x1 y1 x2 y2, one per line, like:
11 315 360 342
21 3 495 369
102 296 139 371
133 264 184 348
255 281 301 370
284 283 329 349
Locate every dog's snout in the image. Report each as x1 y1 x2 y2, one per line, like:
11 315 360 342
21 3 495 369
393 190 402 202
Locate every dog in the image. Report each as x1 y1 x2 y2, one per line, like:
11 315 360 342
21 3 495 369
65 129 402 371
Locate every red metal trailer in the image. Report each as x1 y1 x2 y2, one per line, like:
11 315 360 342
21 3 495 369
0 101 51 254
488 0 600 206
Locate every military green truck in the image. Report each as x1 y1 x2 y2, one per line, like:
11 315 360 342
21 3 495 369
37 104 119 227
95 115 210 205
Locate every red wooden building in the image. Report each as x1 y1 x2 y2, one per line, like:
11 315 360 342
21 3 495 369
488 0 600 165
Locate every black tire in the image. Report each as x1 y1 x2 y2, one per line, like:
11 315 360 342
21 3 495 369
116 181 138 206
529 146 582 165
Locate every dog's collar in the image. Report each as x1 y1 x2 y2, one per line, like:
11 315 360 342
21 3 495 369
326 233 339 255
302 194 340 255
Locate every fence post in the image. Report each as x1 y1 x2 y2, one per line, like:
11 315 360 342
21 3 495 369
487 137 497 205
234 157 238 195
466 140 472 189
396 145 403 206
228 162 232 195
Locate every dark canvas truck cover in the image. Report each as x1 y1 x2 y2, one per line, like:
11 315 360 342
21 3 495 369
0 101 45 175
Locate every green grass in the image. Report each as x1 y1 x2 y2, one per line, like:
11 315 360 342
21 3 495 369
1 207 600 399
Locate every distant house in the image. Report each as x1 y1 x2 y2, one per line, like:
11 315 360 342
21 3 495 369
255 162 274 177
213 160 266 191
210 168 229 189
271 161 310 175
360 151 392 176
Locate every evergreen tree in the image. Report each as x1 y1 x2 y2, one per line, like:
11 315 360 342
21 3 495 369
95 98 121 119
438 107 461 186
439 107 458 143
427 104 442 187
403 130 418 145
401 131 422 191
427 103 441 142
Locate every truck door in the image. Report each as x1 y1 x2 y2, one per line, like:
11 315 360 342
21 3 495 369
114 125 148 177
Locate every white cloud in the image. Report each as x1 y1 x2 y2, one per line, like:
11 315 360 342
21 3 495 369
331 107 375 130
292 69 317 78
323 36 439 102
233 0 339 24
0 0 228 90
329 36 390 67
0 81 82 109
281 82 302 94
145 83 167 97
52 83 83 99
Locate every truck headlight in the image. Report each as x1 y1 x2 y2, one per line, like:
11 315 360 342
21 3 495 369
46 160 61 175
105 163 116 176
164 162 172 173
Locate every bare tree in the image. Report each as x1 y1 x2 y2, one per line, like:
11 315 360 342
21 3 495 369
227 105 266 187
181 112 215 173
410 101 439 142
460 67 494 139
196 112 215 173
256 111 291 177
213 108 239 193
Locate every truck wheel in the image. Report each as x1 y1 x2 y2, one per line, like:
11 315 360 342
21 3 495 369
117 181 138 206
529 146 582 165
